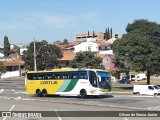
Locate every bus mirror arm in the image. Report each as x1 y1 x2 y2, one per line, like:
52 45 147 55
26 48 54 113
97 76 101 82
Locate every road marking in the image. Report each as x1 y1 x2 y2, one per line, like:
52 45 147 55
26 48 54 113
3 105 15 120
55 109 62 120
114 95 160 98
9 105 15 111
124 118 129 120
0 89 4 93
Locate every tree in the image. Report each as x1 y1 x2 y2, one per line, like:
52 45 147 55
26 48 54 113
87 31 90 38
23 40 63 70
110 28 112 38
0 61 6 77
70 51 102 69
105 27 111 40
108 27 110 38
105 27 108 40
112 19 160 84
93 30 95 38
62 39 69 44
4 36 10 57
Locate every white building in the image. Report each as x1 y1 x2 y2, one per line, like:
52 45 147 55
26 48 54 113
73 41 98 53
20 47 27 55
73 38 112 54
0 53 4 57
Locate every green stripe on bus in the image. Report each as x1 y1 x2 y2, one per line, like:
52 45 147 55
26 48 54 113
56 80 71 92
63 79 78 92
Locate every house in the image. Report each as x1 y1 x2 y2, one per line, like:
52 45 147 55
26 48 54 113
76 31 123 42
20 47 27 55
3 55 25 71
76 32 105 41
0 52 4 57
73 38 112 53
96 54 118 71
57 41 80 51
74 41 98 53
100 54 118 71
59 51 76 67
94 41 113 54
0 49 4 57
0 54 25 78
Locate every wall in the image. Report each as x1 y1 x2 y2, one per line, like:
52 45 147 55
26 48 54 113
0 53 4 57
1 70 20 78
74 42 98 53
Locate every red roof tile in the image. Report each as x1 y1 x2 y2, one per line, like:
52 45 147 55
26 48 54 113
94 41 112 46
60 51 75 61
4 58 24 66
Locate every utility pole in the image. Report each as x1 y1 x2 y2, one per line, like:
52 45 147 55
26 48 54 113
34 38 37 71
33 38 47 71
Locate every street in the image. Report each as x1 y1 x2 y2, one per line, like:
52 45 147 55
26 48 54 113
0 77 160 120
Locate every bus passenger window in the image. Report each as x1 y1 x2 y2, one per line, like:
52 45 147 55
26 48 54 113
63 76 67 79
37 74 44 80
73 76 78 79
79 71 88 79
54 73 61 79
45 73 53 79
62 73 69 79
69 71 79 79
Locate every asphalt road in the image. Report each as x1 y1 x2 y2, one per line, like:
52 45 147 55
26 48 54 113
0 77 160 120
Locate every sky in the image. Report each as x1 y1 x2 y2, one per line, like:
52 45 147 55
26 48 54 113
0 0 160 46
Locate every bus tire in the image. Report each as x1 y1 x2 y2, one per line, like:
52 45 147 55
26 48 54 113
80 89 87 98
42 89 48 97
137 92 140 95
36 89 42 97
154 93 157 96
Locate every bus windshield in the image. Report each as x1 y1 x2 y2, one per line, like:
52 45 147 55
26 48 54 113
97 71 111 91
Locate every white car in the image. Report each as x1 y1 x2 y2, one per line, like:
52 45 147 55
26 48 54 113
133 85 160 95
132 73 146 81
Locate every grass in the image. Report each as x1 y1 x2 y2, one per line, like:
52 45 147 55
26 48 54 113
112 87 133 92
133 76 160 85
112 76 160 92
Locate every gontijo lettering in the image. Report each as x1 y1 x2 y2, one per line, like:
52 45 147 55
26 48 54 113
40 81 58 84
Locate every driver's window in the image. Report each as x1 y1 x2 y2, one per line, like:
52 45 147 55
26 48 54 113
89 71 98 87
148 86 154 90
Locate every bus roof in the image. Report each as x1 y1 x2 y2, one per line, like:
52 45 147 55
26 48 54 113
27 68 108 73
27 68 75 73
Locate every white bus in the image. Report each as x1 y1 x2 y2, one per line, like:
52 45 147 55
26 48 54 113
26 68 112 98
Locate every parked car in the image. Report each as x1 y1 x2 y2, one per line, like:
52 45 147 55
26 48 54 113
125 75 135 81
133 85 160 95
132 73 146 81
156 85 160 89
117 77 132 84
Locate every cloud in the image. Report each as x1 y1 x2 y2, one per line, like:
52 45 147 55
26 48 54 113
0 19 35 30
35 13 77 29
0 23 19 29
79 12 101 25
0 13 77 30
0 12 100 31
81 12 98 20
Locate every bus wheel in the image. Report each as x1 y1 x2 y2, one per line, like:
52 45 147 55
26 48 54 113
154 93 157 96
137 92 140 95
42 89 48 97
80 89 87 98
36 89 42 97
